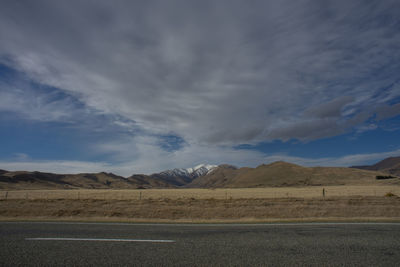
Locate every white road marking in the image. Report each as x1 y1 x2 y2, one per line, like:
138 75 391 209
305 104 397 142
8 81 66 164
25 237 175 243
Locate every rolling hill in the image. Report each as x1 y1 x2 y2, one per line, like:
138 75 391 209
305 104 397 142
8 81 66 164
0 171 173 190
1 158 399 189
0 164 217 190
188 161 399 188
352 156 400 176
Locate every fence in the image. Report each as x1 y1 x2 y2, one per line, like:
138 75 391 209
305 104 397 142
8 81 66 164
1 186 400 201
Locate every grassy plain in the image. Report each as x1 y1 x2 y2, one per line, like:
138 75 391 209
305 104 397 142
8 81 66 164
1 186 400 222
1 185 400 200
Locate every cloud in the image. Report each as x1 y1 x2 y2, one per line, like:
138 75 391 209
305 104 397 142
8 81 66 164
0 134 267 175
0 75 85 123
304 96 354 119
0 1 399 146
266 118 344 141
0 0 399 180
90 135 267 174
376 102 400 121
12 153 30 161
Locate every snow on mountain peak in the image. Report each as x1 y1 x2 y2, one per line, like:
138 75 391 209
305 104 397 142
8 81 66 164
187 164 217 174
158 164 217 179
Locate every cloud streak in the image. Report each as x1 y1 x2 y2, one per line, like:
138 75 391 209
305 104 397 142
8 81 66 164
0 0 399 145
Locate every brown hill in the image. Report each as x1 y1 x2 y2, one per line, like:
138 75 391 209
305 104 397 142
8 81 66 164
189 161 399 188
127 174 175 189
352 156 400 176
149 173 192 187
0 170 173 190
186 164 243 188
2 159 399 190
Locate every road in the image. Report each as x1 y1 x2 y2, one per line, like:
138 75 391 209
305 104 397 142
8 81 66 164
1 222 400 266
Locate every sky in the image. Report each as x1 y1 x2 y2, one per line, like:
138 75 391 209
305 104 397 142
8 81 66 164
0 0 400 176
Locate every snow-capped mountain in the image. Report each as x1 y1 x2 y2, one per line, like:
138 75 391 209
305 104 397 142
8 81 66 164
151 164 218 186
158 164 218 179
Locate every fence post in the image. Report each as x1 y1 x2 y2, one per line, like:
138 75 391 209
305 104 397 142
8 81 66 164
139 191 142 200
322 188 325 198
5 191 8 200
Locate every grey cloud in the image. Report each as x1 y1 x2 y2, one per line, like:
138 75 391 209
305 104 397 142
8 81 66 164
0 0 399 144
376 103 400 121
304 96 354 119
0 79 82 122
266 118 344 141
0 68 143 140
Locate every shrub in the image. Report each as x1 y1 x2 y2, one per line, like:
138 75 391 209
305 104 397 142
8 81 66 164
376 175 397 180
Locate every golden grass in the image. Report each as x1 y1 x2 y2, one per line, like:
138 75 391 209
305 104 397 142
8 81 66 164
1 185 400 200
2 216 400 223
1 196 400 222
2 186 400 222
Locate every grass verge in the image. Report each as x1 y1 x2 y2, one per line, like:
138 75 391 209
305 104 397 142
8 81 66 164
1 196 400 223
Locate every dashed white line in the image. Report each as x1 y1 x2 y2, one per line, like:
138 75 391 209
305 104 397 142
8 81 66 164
25 237 175 243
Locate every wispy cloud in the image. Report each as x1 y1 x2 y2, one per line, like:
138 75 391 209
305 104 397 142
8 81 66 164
12 153 30 161
0 0 399 145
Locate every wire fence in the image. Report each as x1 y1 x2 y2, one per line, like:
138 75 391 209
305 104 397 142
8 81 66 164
1 186 400 201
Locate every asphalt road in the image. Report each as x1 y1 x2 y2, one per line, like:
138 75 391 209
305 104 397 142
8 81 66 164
1 222 400 266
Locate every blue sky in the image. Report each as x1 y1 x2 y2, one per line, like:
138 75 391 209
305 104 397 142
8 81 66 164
0 0 400 176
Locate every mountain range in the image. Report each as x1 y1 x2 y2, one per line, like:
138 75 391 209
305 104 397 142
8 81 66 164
0 158 399 190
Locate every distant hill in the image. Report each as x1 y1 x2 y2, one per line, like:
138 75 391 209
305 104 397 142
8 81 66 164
0 164 218 190
188 161 399 188
127 174 175 189
0 171 172 190
352 156 400 176
1 160 399 190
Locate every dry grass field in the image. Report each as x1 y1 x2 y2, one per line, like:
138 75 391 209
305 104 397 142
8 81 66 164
1 196 400 223
1 186 400 222
1 185 400 200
